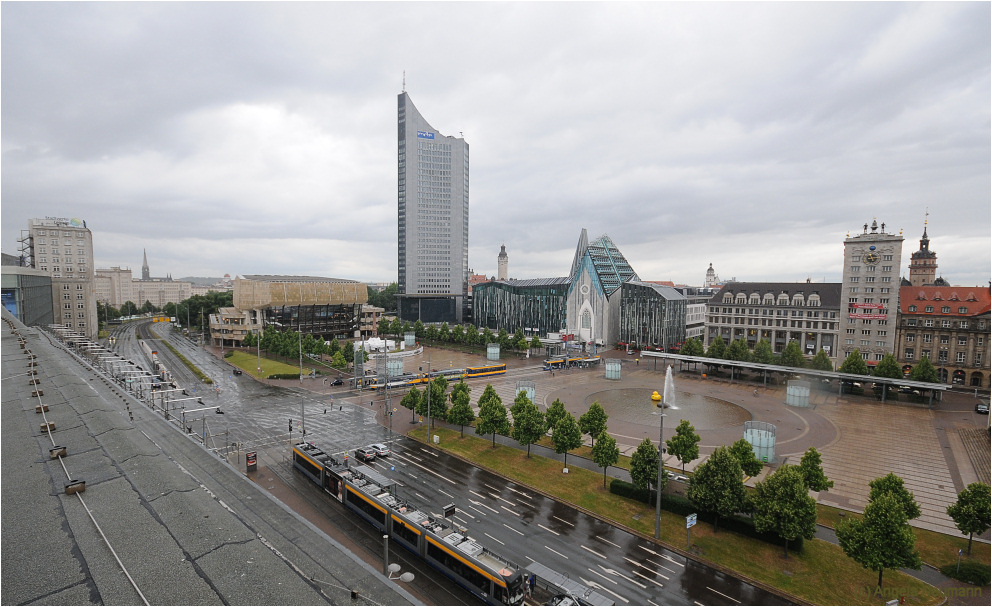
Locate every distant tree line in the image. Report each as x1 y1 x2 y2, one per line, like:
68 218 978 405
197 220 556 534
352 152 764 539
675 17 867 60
377 318 543 353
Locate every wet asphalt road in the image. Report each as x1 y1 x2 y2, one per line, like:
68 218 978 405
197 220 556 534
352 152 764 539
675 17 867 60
114 322 792 606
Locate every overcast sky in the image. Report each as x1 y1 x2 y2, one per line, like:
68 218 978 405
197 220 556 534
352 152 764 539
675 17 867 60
3 2 989 288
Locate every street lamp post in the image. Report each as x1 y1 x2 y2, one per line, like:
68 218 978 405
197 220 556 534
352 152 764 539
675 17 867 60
651 389 666 539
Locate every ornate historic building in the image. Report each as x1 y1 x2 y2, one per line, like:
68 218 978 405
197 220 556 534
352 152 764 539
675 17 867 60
894 286 990 388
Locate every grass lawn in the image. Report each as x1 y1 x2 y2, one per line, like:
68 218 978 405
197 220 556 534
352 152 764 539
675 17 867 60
411 427 946 605
817 503 991 572
225 349 306 378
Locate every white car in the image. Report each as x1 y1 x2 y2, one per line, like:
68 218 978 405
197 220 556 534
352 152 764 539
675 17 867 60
369 443 391 457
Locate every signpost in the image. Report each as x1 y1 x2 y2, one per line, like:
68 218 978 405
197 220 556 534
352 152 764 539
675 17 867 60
246 451 257 473
686 513 697 550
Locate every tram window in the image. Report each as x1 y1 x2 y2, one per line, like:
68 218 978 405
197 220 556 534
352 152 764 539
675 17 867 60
393 521 419 545
347 491 386 526
294 453 321 478
427 543 489 595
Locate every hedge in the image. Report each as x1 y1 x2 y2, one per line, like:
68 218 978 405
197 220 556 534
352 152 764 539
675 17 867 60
609 479 804 551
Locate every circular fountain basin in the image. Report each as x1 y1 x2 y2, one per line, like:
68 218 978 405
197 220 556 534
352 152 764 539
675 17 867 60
584 388 751 430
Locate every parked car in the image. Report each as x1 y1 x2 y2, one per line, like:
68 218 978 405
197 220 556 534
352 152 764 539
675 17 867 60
355 447 376 462
976 402 989 414
369 443 390 457
330 378 343 386
233 369 243 375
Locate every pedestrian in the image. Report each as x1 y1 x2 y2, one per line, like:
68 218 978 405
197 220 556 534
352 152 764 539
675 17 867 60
528 573 536 597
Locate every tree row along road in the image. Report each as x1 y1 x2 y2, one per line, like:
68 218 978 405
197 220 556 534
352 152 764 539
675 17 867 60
142 324 792 606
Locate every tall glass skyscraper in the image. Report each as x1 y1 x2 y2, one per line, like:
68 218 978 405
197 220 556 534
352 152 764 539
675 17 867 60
397 92 469 323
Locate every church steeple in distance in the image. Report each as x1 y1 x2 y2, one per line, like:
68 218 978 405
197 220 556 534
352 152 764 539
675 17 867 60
497 244 508 280
142 249 150 280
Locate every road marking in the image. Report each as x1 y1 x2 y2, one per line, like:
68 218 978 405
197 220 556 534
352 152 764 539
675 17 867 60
508 487 532 499
470 489 489 500
581 545 608 559
632 569 665 588
597 565 647 589
580 578 629 604
587 568 617 584
483 482 500 492
415 492 428 501
707 587 740 604
544 545 569 559
438 489 454 499
623 557 670 579
467 505 487 517
503 523 524 536
484 533 505 546
469 499 499 513
453 515 470 526
596 535 622 549
552 515 575 527
494 494 516 505
638 545 684 567
538 524 560 536
500 505 520 517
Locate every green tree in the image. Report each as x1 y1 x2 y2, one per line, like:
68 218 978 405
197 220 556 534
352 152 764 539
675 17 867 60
751 339 775 364
418 376 449 425
874 353 902 379
837 492 922 588
592 432 620 488
401 386 422 423
438 323 451 342
139 300 158 314
413 319 425 339
839 350 869 375
425 324 439 342
729 438 763 477
666 419 700 473
451 324 465 344
497 328 510 350
330 351 347 369
578 402 608 447
797 447 834 492
510 390 533 423
464 324 479 346
377 318 391 337
481 327 495 346
909 356 939 383
629 438 660 491
551 413 583 469
120 301 139 316
679 337 705 357
725 338 752 362
242 331 255 348
752 465 818 557
512 328 526 350
389 317 402 338
705 336 726 359
529 335 544 351
511 400 546 457
475 385 510 447
809 349 833 372
868 472 921 520
779 340 806 369
544 399 568 435
447 388 476 438
946 482 991 555
686 446 747 532
328 338 341 355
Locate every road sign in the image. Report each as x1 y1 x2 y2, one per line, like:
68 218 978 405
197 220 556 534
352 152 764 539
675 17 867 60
246 451 257 473
686 513 697 529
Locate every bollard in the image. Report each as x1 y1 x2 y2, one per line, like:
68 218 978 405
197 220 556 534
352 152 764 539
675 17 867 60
64 480 86 495
29 379 40 385
35 404 49 413
40 422 55 431
31 390 44 397
50 446 67 459
28 361 38 367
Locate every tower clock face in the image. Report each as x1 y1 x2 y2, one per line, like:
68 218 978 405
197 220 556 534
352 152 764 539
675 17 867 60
863 251 880 264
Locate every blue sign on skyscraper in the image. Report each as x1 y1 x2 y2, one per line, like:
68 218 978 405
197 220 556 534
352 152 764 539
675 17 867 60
417 131 435 139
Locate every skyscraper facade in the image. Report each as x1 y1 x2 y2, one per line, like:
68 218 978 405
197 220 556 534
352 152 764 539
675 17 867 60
396 92 469 323
839 219 903 366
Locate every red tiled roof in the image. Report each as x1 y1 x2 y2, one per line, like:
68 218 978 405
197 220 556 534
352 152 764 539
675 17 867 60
898 285 991 315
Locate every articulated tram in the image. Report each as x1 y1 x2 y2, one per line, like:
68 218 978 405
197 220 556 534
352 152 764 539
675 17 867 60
361 364 508 390
292 442 526 605
542 355 601 370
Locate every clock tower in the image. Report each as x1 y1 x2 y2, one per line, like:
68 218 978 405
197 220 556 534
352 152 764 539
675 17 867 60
908 219 938 287
838 219 904 367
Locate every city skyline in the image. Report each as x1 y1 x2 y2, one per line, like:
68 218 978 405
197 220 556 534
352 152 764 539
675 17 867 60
2 3 989 287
